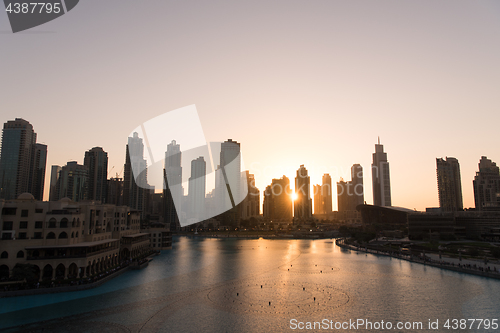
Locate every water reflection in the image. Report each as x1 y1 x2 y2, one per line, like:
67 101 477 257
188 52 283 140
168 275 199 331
0 237 499 332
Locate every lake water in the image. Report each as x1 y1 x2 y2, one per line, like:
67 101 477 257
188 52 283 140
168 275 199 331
1 237 499 332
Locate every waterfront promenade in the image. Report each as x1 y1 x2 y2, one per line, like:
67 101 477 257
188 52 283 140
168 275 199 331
335 238 500 280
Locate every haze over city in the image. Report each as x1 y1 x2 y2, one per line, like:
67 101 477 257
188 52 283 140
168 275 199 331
2 0 500 211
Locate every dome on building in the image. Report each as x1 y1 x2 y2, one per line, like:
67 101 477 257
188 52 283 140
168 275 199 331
17 193 35 200
59 197 72 203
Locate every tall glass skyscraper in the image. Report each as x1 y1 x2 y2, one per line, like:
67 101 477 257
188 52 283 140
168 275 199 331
436 157 463 212
371 138 391 207
294 164 312 219
0 118 46 200
84 147 108 203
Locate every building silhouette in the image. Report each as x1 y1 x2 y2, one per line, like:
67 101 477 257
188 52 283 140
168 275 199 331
30 143 47 201
322 174 332 214
0 118 47 200
294 165 312 219
436 157 463 212
123 133 147 217
107 177 123 206
337 164 364 212
53 161 88 202
350 164 364 209
188 156 206 221
49 165 61 201
263 175 292 220
313 184 323 215
240 171 260 219
84 147 108 203
164 140 182 231
218 139 242 227
473 156 500 211
371 138 391 206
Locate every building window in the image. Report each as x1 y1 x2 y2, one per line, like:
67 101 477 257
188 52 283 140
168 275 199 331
35 208 43 214
18 232 27 239
34 232 42 239
35 221 43 229
0 251 8 259
1 233 12 240
1 208 16 215
60 218 68 228
2 221 13 231
20 221 28 229
21 210 29 217
46 232 56 239
16 251 24 258
48 218 56 228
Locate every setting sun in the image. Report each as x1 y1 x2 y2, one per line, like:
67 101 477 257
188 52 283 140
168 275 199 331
292 192 298 201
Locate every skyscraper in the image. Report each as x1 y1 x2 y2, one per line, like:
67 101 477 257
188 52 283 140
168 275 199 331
164 140 182 231
84 147 108 203
337 178 350 212
294 165 312 219
350 164 364 209
29 143 47 201
473 156 500 211
371 138 391 206
322 173 333 214
188 156 206 221
263 175 292 220
240 171 260 219
220 139 242 207
0 118 46 200
55 161 88 202
123 132 147 214
313 184 323 215
49 165 61 201
436 157 463 212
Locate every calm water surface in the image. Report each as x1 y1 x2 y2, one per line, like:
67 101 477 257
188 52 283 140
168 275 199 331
1 237 499 332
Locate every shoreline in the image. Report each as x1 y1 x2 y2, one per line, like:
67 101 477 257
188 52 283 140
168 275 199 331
0 253 158 298
335 238 500 280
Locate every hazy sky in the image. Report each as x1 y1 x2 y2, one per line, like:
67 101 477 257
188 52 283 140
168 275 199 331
1 0 500 211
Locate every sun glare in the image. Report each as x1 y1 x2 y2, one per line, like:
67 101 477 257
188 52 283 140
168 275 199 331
292 192 298 201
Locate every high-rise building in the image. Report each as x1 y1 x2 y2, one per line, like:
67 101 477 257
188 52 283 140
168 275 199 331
263 175 292 220
322 174 332 214
337 178 350 212
163 169 179 231
294 165 312 219
217 139 243 227
54 161 88 202
164 140 182 231
473 156 500 211
337 164 364 212
0 118 46 200
240 171 260 219
123 133 147 215
188 156 206 221
84 147 108 203
350 164 364 209
29 143 47 201
220 139 242 207
313 184 323 215
107 177 123 206
49 165 61 201
372 138 391 206
436 157 463 212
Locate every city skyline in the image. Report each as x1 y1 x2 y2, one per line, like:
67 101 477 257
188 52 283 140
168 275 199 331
2 116 499 213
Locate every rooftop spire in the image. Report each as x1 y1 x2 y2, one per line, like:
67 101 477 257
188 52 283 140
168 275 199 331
378 136 380 145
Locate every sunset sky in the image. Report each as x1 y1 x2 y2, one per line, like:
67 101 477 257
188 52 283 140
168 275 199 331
1 0 500 211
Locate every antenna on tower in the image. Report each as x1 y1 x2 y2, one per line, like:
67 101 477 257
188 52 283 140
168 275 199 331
378 136 380 145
